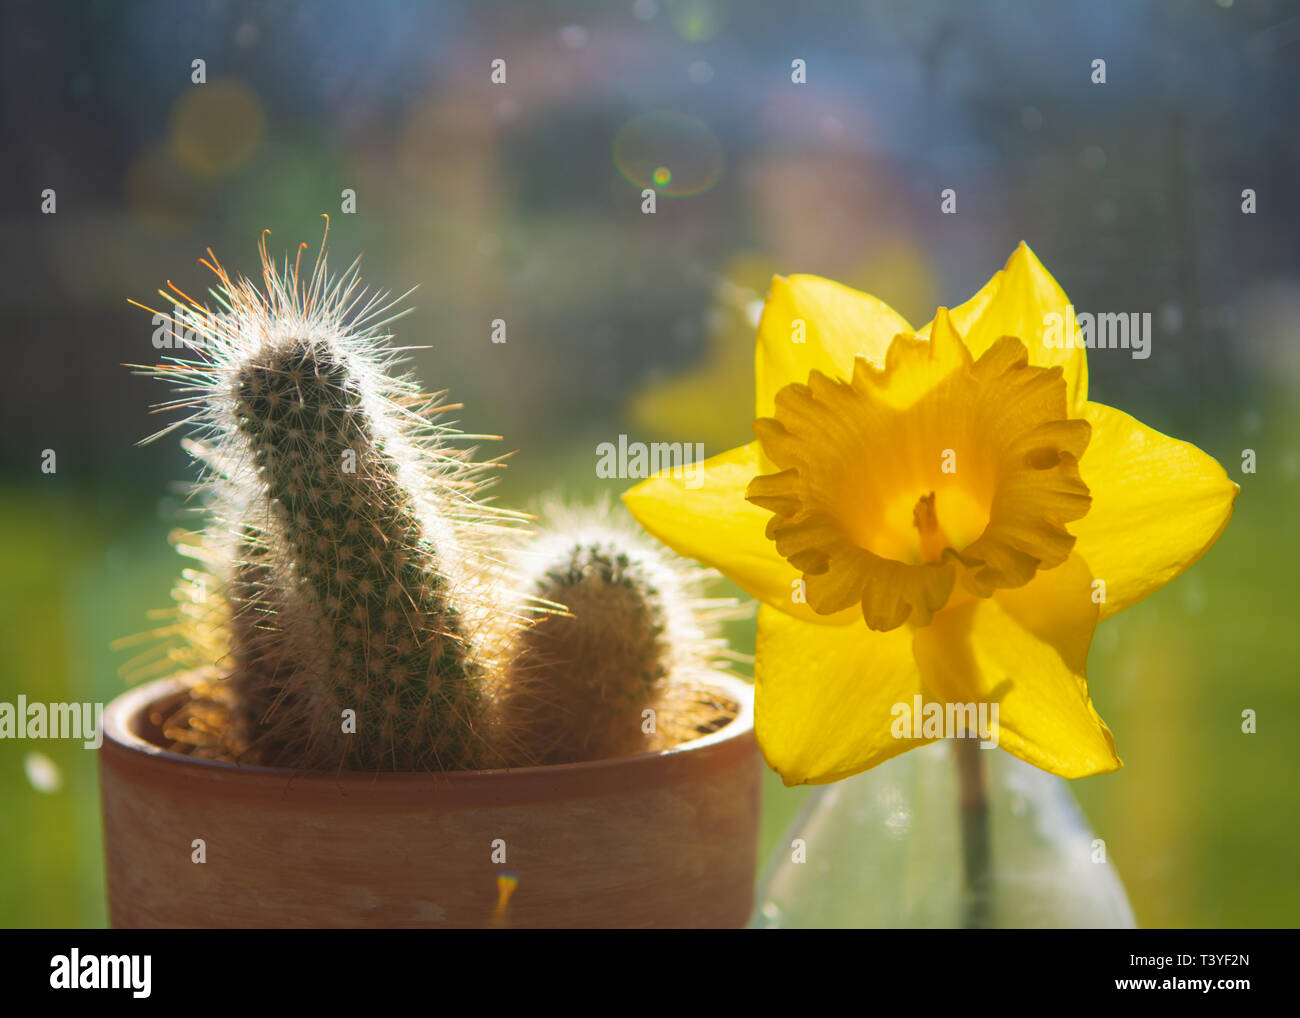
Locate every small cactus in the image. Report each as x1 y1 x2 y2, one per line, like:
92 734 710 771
498 506 739 766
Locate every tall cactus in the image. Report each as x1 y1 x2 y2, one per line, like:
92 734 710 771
140 225 521 771
499 506 738 766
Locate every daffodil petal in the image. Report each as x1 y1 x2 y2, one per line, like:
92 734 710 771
755 604 930 785
919 270 1001 339
922 243 1088 415
912 553 1121 778
1070 401 1239 620
957 337 1093 591
755 274 913 418
621 442 857 625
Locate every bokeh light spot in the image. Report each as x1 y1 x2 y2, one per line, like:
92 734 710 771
614 111 722 196
24 752 61 794
170 78 265 179
667 0 728 42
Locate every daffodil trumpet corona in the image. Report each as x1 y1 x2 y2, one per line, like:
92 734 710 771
624 242 1237 789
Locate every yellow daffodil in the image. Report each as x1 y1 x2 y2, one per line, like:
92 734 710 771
623 243 1238 785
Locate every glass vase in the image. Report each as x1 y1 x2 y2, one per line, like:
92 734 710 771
751 741 1136 928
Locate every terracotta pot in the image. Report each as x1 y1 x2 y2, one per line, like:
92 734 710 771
98 673 761 928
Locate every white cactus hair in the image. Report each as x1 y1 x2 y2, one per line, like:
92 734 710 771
137 217 516 548
130 218 529 770
497 496 744 766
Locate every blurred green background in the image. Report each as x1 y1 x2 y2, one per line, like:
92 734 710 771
1 0 1297 928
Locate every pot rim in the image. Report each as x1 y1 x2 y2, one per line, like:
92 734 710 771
101 671 757 798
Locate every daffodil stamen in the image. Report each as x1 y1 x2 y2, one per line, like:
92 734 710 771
912 492 950 565
745 316 1093 633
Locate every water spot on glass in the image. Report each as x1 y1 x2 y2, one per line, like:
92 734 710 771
559 25 589 49
688 60 714 85
1160 301 1184 334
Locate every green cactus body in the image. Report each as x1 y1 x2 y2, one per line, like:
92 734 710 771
500 510 737 766
231 337 484 770
139 228 520 772
222 524 296 758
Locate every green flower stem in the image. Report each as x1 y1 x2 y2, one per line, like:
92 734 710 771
955 736 992 929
